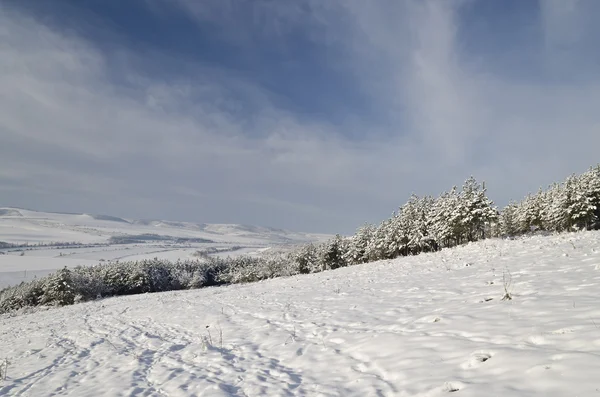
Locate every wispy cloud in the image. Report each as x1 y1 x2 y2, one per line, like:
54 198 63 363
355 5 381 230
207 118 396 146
1 1 600 232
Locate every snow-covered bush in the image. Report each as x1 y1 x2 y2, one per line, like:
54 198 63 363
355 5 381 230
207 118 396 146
0 258 232 313
40 267 75 306
291 243 319 274
317 235 347 271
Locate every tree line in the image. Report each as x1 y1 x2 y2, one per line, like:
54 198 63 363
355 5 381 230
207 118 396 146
1 164 599 313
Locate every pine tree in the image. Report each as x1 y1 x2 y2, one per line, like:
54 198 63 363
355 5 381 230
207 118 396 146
459 177 498 242
429 191 454 248
551 177 577 232
446 186 465 245
294 243 318 274
381 216 401 259
318 235 346 271
365 218 398 261
586 165 600 229
414 195 436 252
400 195 436 254
344 223 374 265
499 201 519 237
539 185 557 231
41 267 75 306
516 192 543 233
572 169 600 230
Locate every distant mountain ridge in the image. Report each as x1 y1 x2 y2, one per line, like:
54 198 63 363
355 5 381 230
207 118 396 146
0 207 329 245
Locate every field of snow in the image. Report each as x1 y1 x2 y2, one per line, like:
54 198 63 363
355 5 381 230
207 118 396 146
2 231 600 396
0 208 327 246
0 208 328 288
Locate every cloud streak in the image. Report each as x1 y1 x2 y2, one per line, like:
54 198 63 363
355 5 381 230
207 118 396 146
1 1 600 233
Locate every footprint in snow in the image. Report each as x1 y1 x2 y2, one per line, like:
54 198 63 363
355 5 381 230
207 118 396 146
445 381 463 392
525 334 547 346
461 351 492 369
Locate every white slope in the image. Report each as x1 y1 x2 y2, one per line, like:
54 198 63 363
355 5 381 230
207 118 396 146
0 256 100 291
0 207 328 246
0 208 329 288
2 231 600 396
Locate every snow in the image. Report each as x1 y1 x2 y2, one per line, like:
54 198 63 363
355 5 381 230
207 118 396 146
0 208 328 246
2 231 600 396
0 208 328 289
0 256 99 288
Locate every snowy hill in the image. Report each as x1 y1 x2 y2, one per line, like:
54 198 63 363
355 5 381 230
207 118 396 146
0 208 329 288
2 231 600 396
0 207 327 245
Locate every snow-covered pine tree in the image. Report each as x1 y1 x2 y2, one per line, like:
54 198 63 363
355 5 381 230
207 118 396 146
571 168 600 230
446 186 466 245
317 234 346 271
344 223 374 265
416 195 437 252
515 192 543 234
550 176 577 232
539 185 557 231
429 191 454 248
399 195 436 254
388 207 408 257
584 165 600 229
399 195 418 255
41 267 75 306
459 177 498 242
293 243 319 274
499 201 519 237
381 216 402 259
365 221 387 262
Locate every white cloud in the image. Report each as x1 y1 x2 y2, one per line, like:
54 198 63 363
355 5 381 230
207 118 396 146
322 0 600 197
0 6 400 231
2 1 600 233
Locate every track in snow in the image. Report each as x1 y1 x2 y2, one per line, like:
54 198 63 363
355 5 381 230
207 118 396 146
2 232 600 396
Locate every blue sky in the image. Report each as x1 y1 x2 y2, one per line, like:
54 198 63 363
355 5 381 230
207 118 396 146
2 0 600 233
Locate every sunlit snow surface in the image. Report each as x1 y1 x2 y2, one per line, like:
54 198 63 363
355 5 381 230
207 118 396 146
2 231 600 396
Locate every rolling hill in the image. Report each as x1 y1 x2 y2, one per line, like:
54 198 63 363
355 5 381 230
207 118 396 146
0 207 329 288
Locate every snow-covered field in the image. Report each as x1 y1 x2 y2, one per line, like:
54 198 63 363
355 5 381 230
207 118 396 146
0 208 328 288
2 231 600 396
